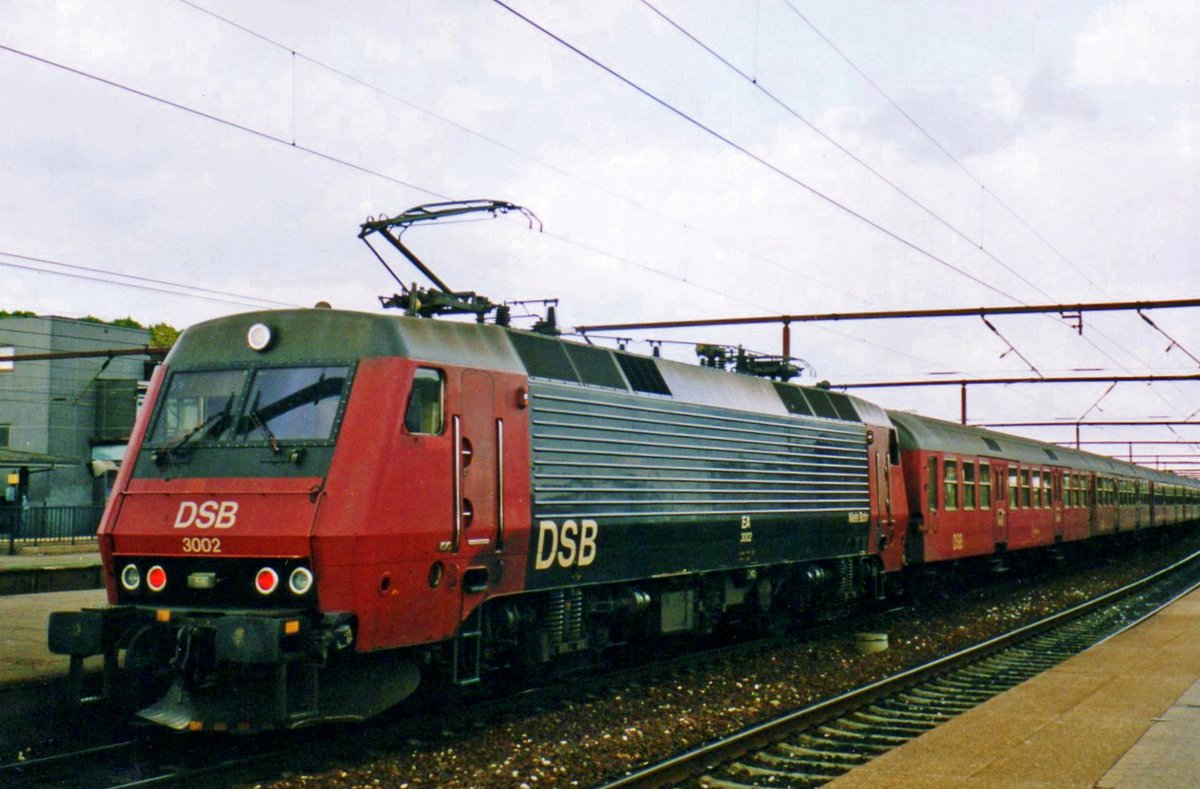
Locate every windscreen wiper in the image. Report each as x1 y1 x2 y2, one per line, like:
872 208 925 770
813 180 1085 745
248 409 280 454
154 403 231 463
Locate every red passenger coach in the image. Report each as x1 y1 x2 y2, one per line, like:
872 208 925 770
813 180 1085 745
889 411 1200 566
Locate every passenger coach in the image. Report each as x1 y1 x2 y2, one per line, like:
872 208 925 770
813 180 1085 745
889 411 1200 564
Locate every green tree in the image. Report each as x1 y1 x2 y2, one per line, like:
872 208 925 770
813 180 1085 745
149 323 181 348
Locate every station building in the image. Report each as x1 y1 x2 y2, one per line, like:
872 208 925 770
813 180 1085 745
0 314 154 542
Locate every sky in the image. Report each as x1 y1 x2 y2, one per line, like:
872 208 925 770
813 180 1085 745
2 0 1198 468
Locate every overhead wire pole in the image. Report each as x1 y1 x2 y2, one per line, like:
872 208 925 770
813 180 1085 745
576 298 1200 334
972 420 1200 458
833 373 1200 389
577 299 1200 385
832 372 1200 426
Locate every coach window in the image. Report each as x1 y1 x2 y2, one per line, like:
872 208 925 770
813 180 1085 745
1031 470 1041 508
944 459 959 510
404 368 445 435
963 461 976 509
980 462 992 508
1020 469 1031 508
1008 467 1019 508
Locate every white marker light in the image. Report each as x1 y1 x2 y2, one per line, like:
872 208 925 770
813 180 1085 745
120 563 141 591
247 323 273 352
288 567 314 595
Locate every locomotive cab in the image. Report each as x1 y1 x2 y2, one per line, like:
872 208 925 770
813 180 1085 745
47 311 444 729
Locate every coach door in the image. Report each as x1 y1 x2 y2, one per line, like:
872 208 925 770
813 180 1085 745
458 371 500 556
992 463 1008 546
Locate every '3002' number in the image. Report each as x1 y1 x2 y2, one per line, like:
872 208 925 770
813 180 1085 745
182 537 221 554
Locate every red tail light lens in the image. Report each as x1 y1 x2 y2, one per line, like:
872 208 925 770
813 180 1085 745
255 567 279 595
147 565 167 592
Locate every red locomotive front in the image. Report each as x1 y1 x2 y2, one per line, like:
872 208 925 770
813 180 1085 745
49 308 533 730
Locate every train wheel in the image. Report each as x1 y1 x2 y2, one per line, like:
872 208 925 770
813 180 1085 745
122 626 176 708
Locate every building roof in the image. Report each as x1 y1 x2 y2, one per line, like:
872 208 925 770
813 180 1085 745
0 448 80 470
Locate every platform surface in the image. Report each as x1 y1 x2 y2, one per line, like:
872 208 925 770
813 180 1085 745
0 587 107 686
831 588 1200 788
0 544 101 572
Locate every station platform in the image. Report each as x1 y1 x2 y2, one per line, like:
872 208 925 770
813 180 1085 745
0 587 106 687
0 542 103 595
831 586 1200 788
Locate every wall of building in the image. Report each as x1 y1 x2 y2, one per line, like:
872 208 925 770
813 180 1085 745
0 316 150 507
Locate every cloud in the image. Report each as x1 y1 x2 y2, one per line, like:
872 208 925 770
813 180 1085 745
1074 0 1200 87
863 87 1020 160
1024 64 1099 121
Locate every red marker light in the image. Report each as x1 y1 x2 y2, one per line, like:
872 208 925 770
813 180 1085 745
147 565 167 592
255 567 279 595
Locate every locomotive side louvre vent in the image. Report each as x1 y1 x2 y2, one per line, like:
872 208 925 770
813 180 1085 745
1043 448 1059 460
614 352 672 396
564 343 627 389
509 332 580 384
773 382 814 416
983 437 1003 453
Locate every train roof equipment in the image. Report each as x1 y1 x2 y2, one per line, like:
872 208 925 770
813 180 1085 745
358 199 542 325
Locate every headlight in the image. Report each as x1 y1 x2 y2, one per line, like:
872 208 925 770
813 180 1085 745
288 567 314 595
120 563 141 591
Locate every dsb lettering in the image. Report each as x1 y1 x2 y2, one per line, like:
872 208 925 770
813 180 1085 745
535 519 598 570
173 500 238 529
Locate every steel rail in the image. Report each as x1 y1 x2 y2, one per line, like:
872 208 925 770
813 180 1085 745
0 740 135 777
594 545 1200 788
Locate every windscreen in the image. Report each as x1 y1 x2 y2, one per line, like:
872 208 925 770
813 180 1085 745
148 369 246 445
148 365 350 447
235 366 349 441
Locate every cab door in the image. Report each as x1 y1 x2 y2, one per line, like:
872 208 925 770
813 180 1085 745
458 370 499 555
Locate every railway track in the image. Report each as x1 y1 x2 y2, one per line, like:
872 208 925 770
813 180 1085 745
0 629 788 788
7 538 1197 788
598 547 1200 789
0 731 299 789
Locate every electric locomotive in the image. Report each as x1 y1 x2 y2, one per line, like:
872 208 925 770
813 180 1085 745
49 305 909 730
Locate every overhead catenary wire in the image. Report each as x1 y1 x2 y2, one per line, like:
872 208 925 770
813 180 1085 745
780 0 1107 299
0 41 830 322
0 253 279 310
772 1 1197 415
634 1 1185 404
490 0 1028 305
636 0 1053 303
174 0 1005 375
0 250 301 309
175 0 869 307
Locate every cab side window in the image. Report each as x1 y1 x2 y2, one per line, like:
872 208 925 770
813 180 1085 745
404 368 445 435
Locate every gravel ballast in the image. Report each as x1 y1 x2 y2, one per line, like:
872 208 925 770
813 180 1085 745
253 527 1200 789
